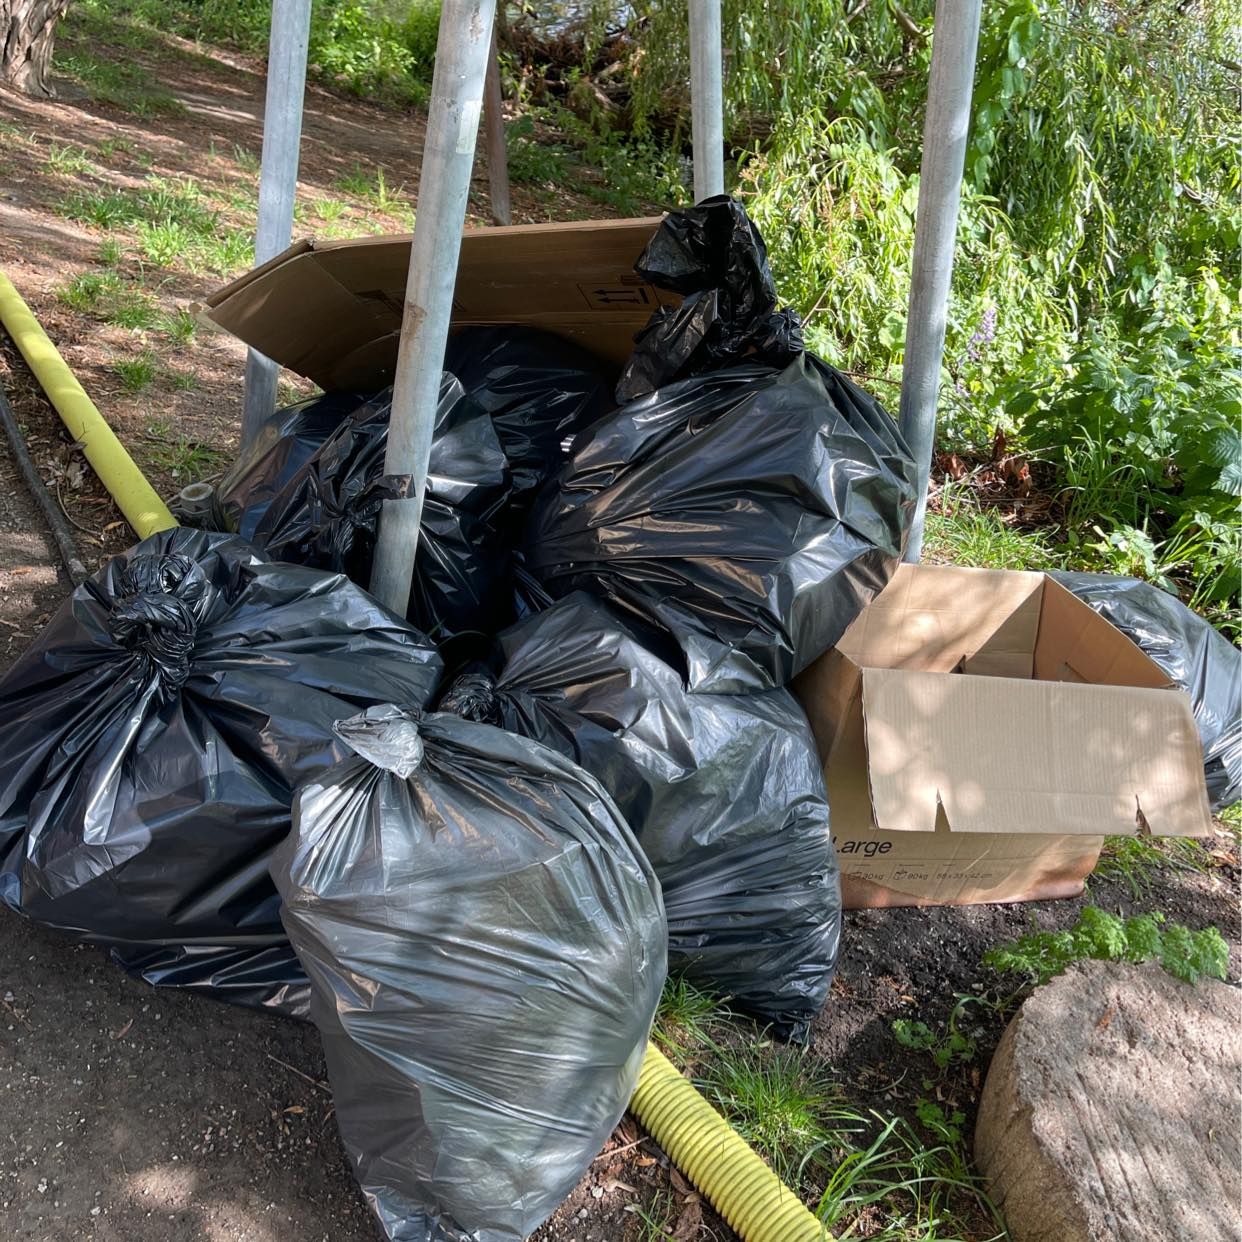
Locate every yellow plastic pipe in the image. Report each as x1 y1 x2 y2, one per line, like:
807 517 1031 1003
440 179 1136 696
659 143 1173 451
632 1043 832 1242
0 270 176 538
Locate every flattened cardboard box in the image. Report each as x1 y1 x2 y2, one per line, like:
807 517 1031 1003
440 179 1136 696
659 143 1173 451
197 217 672 390
793 564 1212 908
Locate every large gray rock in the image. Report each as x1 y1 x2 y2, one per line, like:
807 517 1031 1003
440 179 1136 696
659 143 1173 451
975 959 1240 1242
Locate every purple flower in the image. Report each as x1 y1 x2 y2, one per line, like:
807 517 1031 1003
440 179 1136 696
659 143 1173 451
965 305 998 361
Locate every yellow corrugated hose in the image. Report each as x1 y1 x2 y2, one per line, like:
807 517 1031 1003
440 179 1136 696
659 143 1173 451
1 264 831 1242
632 1043 832 1241
0 269 176 538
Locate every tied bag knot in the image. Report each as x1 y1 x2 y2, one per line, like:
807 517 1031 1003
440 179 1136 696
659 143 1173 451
106 553 206 691
437 671 503 726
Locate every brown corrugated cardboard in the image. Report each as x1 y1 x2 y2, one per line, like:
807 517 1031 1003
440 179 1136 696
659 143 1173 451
793 564 1213 908
196 217 670 390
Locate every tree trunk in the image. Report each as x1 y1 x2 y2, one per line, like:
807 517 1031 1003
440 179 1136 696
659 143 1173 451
1 0 70 98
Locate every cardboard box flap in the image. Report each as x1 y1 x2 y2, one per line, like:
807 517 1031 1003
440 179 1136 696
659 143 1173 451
1034 577 1173 688
836 564 1045 677
861 668 1211 838
198 217 668 389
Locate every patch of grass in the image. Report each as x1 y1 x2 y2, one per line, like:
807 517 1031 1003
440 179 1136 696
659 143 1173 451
138 219 196 266
813 1108 1002 1240
109 295 159 330
46 143 93 175
56 51 183 117
60 190 135 230
97 136 135 160
168 370 199 393
924 489 1064 572
313 197 349 223
97 238 126 267
333 164 412 221
626 1191 677 1241
1093 835 1212 899
653 978 727 1063
984 904 1230 987
232 143 261 175
56 272 156 329
197 228 255 276
56 271 122 313
112 351 159 393
157 307 197 344
696 1043 840 1185
143 418 226 483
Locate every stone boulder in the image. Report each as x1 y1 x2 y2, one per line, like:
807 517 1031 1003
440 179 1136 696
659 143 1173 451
975 958 1240 1242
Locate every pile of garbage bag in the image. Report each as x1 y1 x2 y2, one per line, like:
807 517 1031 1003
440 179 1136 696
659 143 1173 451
0 527 442 1013
216 328 612 640
274 704 665 1242
526 198 920 693
438 592 841 1039
8 196 1233 1242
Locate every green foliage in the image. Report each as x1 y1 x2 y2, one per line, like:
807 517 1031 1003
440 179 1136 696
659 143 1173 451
697 1043 841 1185
892 1003 977 1073
652 977 726 1062
56 49 183 116
56 272 157 330
984 905 1230 987
112 351 159 393
92 0 440 103
143 419 227 480
924 489 1065 572
1093 835 1211 899
46 144 93 175
157 307 198 344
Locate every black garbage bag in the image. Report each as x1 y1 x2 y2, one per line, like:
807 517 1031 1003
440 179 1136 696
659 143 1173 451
273 704 666 1242
437 592 841 1039
445 325 613 508
216 390 379 537
528 353 918 693
252 375 513 640
0 528 443 1013
616 195 804 402
1053 572 1241 810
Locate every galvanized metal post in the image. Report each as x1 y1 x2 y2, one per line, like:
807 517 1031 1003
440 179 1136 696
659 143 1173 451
240 0 311 447
370 0 497 616
688 0 724 200
483 27 511 226
898 0 982 561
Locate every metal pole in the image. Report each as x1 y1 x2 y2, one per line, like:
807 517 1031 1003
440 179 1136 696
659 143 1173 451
688 0 724 200
370 0 497 616
483 27 511 226
898 0 982 561
240 0 311 448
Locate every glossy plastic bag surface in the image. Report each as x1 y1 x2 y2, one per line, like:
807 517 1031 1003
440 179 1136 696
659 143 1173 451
444 325 613 508
615 195 804 401
528 353 917 692
273 705 666 1242
0 528 442 1012
438 592 841 1039
1054 571 1241 809
216 390 381 537
251 375 513 640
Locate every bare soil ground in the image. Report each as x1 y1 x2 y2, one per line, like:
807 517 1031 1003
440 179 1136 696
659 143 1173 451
0 14 1238 1242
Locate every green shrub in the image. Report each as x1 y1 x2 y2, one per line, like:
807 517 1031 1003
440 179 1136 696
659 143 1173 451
984 905 1230 987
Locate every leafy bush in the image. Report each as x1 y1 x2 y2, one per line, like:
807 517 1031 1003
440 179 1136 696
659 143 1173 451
984 905 1230 987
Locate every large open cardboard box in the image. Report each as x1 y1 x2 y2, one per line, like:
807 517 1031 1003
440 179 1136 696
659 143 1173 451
197 218 670 389
793 564 1213 909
